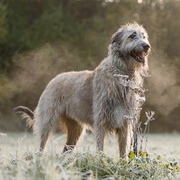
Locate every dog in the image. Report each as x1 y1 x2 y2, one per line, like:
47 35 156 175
14 22 151 159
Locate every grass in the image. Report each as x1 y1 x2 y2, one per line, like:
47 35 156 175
0 132 180 179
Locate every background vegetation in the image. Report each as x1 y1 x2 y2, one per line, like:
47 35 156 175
0 0 179 132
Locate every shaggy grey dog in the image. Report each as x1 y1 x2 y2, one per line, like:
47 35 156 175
14 23 151 159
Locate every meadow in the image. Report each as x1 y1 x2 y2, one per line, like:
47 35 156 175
0 132 180 179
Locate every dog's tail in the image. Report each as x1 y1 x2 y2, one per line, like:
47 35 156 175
13 106 34 128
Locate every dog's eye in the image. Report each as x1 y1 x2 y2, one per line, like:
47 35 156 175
142 33 146 39
129 33 136 39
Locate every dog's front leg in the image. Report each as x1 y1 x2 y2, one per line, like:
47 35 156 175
117 121 132 160
94 122 105 152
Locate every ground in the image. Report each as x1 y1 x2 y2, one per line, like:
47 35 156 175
0 132 180 179
1 132 180 161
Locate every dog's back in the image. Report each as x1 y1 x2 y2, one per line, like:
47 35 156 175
35 70 94 129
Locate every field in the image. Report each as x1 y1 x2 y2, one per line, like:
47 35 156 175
0 132 180 179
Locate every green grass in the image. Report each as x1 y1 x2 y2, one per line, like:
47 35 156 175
0 133 180 179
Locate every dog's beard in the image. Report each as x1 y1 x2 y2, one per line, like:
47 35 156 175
129 50 148 63
116 36 150 64
119 42 150 64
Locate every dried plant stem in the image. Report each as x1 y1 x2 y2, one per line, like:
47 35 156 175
116 72 154 157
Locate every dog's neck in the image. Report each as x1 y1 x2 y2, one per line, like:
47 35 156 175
111 53 148 87
111 53 136 74
110 47 132 72
111 54 127 71
108 43 150 86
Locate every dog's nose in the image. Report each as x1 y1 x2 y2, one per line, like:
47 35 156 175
142 43 150 51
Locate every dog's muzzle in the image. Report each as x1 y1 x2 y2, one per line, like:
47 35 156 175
130 43 150 63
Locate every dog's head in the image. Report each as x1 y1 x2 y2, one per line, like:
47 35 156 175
110 22 151 64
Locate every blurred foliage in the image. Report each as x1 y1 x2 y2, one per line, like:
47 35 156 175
0 0 179 131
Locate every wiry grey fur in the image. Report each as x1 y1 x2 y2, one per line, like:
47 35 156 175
14 23 151 159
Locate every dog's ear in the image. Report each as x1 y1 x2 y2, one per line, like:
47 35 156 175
111 28 123 44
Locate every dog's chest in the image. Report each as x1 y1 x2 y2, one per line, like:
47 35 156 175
106 80 140 129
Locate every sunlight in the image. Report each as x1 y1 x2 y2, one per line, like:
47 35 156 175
105 0 143 3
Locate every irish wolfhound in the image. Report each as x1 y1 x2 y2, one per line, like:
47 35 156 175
14 22 151 159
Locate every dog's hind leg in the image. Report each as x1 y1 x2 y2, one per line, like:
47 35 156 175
39 125 52 151
37 118 56 151
62 116 84 153
35 110 59 151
